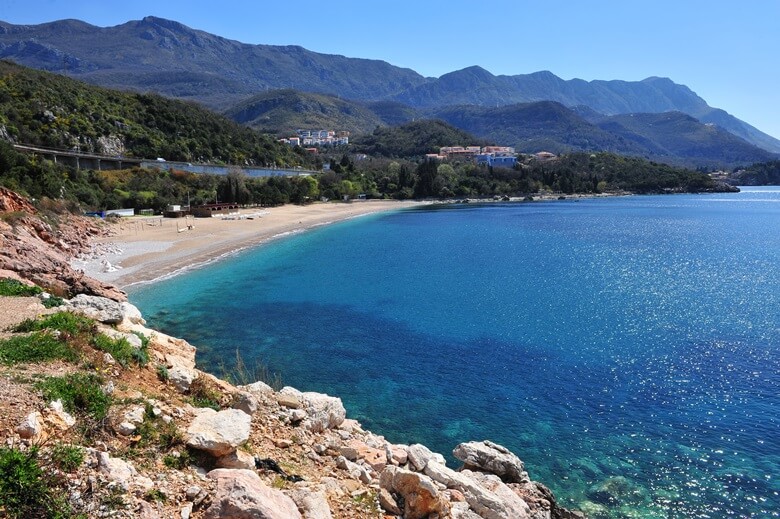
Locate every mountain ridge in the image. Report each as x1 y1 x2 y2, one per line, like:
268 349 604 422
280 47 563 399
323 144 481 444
0 16 778 156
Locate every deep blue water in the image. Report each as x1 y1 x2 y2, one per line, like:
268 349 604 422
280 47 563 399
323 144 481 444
129 187 780 518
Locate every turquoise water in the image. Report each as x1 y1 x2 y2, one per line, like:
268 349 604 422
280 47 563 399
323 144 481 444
130 188 780 518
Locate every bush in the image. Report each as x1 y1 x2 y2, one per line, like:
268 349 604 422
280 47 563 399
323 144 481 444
0 332 78 365
188 376 222 410
0 446 73 518
49 443 84 473
93 333 149 368
36 373 112 421
13 311 94 336
0 278 41 297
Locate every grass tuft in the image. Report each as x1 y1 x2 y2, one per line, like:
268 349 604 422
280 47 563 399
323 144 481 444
0 278 42 297
13 311 94 336
0 446 75 518
0 332 78 365
36 372 112 421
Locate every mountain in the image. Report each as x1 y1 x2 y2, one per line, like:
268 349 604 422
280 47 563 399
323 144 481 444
224 90 387 135
0 17 428 109
0 16 778 159
595 112 775 167
429 102 775 167
395 69 780 154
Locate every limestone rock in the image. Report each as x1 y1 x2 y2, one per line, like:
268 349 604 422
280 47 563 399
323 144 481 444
97 451 137 491
205 468 302 519
468 470 532 519
216 449 256 470
388 444 409 466
279 387 346 432
288 488 333 519
276 391 302 409
67 294 125 323
407 443 445 471
241 380 275 396
453 440 529 483
380 465 446 519
120 301 145 325
425 461 530 519
15 411 44 440
168 365 197 392
186 408 252 457
378 488 402 515
46 399 76 429
232 391 260 415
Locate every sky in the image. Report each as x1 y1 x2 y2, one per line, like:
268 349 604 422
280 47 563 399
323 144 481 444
1 0 778 139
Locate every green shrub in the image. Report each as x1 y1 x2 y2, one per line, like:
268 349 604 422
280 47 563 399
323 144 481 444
188 376 222 410
41 295 65 309
162 449 191 470
49 443 84 473
93 332 149 368
36 373 112 421
0 278 41 297
0 446 74 518
156 364 169 381
13 311 94 336
0 332 77 365
144 489 167 503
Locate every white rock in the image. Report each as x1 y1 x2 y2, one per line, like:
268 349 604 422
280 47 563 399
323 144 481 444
48 399 76 427
186 408 252 457
206 469 302 519
124 405 146 424
453 441 528 484
231 391 259 415
117 421 137 436
168 365 197 392
98 451 137 491
120 302 146 325
216 449 256 470
241 380 274 395
288 488 333 519
407 443 445 471
15 411 44 439
180 503 193 519
279 387 346 433
67 294 125 324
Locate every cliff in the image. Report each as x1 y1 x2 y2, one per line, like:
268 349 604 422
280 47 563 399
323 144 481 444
0 188 584 518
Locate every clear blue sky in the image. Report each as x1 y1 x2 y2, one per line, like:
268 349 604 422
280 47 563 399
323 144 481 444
1 0 778 139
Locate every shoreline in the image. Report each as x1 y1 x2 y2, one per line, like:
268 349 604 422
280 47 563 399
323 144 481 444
74 192 626 291
73 200 423 289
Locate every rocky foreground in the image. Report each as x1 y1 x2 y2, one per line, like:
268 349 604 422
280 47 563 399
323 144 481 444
0 187 584 518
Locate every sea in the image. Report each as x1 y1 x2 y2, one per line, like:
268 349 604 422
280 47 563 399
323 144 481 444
129 187 780 518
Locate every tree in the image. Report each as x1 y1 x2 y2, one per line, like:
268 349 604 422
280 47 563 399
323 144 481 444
217 167 251 205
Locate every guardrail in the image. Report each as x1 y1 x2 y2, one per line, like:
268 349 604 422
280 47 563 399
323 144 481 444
12 143 319 177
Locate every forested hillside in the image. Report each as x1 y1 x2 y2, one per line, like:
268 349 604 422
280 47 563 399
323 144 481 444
0 61 305 167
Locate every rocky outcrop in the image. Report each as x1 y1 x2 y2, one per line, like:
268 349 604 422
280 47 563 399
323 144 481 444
0 189 125 300
453 440 529 483
206 469 302 519
0 240 585 519
380 465 448 519
0 186 36 213
278 387 346 432
186 408 252 457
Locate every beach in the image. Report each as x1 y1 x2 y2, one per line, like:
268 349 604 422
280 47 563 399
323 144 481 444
73 200 420 288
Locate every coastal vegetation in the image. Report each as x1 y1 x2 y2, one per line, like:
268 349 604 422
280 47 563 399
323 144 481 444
730 159 780 185
0 60 736 214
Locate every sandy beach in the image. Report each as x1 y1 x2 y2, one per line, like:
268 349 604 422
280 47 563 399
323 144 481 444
73 200 421 289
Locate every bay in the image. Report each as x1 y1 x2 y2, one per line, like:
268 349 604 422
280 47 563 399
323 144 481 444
129 187 780 517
